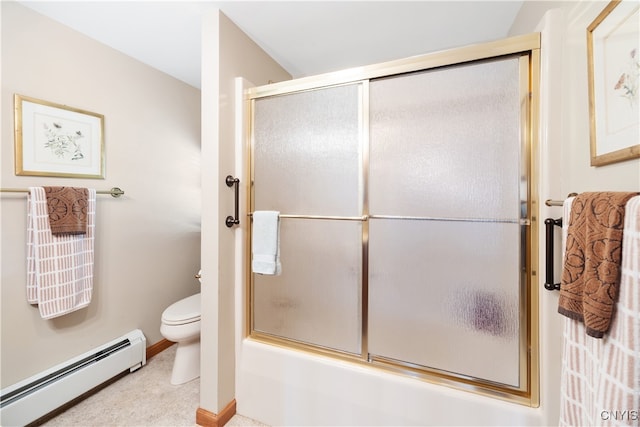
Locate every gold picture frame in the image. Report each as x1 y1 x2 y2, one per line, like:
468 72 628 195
14 94 105 178
587 0 639 166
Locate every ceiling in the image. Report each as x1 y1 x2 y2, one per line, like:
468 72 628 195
18 1 525 89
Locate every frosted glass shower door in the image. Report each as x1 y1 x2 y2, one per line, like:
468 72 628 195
251 83 363 354
367 57 526 387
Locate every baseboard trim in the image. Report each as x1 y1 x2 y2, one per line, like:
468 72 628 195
196 399 237 427
146 338 174 360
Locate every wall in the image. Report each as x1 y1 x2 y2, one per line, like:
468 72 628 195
199 9 291 414
1 2 201 388
511 0 639 193
512 1 639 424
559 1 639 192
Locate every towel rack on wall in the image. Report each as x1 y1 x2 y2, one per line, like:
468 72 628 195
544 193 578 291
0 187 125 198
545 192 578 207
544 217 563 291
543 193 579 290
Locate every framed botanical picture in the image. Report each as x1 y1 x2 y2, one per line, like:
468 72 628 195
14 94 105 178
587 0 639 166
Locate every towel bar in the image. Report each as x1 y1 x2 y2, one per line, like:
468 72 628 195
545 192 578 207
0 187 125 198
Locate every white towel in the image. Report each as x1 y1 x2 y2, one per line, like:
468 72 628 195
559 195 640 426
251 211 281 275
27 187 96 319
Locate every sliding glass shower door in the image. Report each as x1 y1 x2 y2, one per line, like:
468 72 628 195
251 83 364 355
247 35 539 403
367 57 525 387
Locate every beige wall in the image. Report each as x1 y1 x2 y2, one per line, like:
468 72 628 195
509 1 576 36
559 1 639 192
200 9 291 413
510 0 639 192
1 2 201 388
508 1 639 424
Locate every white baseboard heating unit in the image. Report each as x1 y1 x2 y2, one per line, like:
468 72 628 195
0 329 146 426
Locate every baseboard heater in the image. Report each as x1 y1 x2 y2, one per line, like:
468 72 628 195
0 329 146 426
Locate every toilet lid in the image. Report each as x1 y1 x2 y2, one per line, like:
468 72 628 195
162 293 201 325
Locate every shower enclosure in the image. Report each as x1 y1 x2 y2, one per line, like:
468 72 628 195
244 34 540 404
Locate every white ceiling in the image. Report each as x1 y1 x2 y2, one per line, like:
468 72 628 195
18 1 525 89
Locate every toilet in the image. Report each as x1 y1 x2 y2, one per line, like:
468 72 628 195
160 293 201 385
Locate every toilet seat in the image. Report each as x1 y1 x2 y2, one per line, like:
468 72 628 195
161 294 200 326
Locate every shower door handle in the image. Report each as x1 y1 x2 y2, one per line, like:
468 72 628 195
225 175 240 228
544 217 562 291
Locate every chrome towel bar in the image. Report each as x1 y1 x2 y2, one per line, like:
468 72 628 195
545 192 578 207
1 187 125 198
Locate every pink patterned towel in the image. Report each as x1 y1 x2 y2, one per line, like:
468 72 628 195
559 195 640 426
27 187 96 319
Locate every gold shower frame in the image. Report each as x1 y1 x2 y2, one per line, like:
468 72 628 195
243 33 541 407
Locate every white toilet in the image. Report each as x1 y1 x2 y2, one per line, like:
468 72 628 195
160 293 201 385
